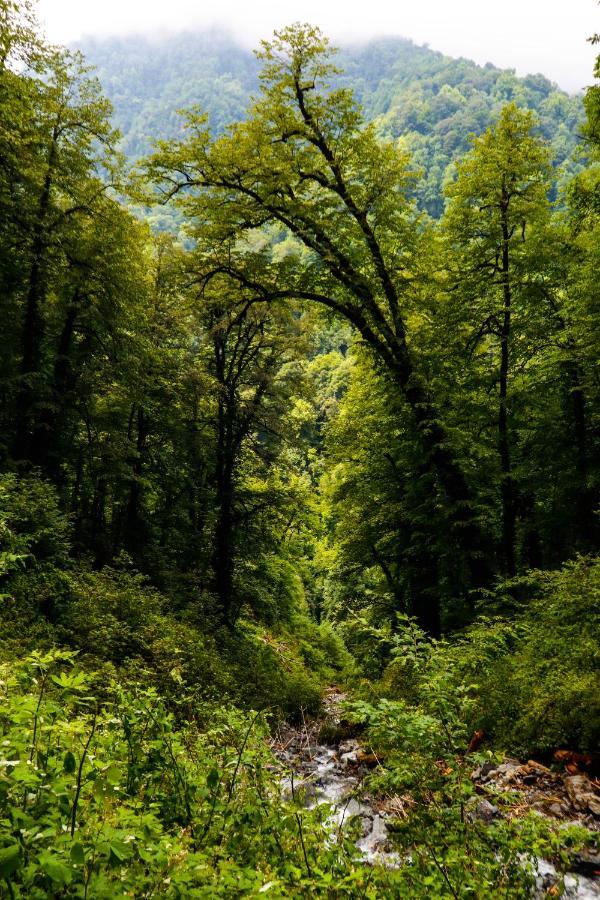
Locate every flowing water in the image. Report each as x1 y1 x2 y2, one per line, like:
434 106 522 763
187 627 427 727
271 689 600 897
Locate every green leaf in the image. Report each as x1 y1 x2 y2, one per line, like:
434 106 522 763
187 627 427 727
51 671 89 693
0 844 21 879
70 843 85 866
108 839 133 863
63 750 76 774
106 765 121 785
39 852 73 885
206 768 219 790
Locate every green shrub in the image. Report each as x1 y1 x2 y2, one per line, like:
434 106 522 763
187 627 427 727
337 614 394 680
345 617 594 898
0 650 412 898
0 473 70 566
473 556 600 753
379 556 600 755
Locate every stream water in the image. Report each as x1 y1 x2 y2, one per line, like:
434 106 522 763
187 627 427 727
272 690 394 863
271 689 600 898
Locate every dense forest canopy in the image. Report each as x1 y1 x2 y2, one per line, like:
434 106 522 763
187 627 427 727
0 1 599 896
78 29 585 215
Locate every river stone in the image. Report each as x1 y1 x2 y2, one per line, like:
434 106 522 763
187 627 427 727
466 798 500 823
340 749 360 765
338 739 360 754
548 801 568 817
478 761 500 780
359 815 374 837
572 848 600 878
565 775 600 816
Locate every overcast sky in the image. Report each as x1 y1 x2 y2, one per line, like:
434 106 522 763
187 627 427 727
36 0 598 93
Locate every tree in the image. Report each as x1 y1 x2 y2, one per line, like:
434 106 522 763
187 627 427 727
2 44 120 464
560 38 600 552
318 349 453 635
197 273 309 624
442 104 553 576
148 24 494 625
0 0 42 69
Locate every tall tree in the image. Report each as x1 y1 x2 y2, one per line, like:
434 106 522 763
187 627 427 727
442 104 553 575
5 47 120 463
197 275 309 624
148 24 493 621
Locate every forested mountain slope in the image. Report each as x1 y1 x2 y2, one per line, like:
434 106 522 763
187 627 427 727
2 2 600 893
78 31 584 214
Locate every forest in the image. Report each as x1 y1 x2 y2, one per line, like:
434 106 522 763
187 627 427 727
0 0 599 896
78 29 584 217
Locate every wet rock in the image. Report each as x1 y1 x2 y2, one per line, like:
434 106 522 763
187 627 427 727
356 813 391 859
534 858 600 899
339 739 362 766
339 739 360 755
561 872 600 899
589 799 600 817
466 798 500 823
478 761 500 780
487 762 520 784
359 815 374 838
340 749 360 765
547 801 570 818
572 848 600 879
565 775 600 817
527 759 554 774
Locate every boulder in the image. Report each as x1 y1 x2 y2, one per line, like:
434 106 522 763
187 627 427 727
340 749 360 766
466 797 500 823
564 774 600 816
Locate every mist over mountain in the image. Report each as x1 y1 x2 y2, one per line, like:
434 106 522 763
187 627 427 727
4 3 600 892
78 30 584 215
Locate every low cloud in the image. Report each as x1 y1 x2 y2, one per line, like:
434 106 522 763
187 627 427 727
37 0 598 92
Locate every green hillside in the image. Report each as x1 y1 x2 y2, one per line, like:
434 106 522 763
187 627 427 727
3 4 600 893
78 30 584 214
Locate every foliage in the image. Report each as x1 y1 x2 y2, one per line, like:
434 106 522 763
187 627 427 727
345 616 595 897
1 555 343 721
0 651 335 898
372 555 600 755
78 31 583 217
470 557 600 753
0 473 70 567
0 5 599 896
2 648 593 899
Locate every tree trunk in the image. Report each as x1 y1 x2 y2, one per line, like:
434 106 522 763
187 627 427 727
14 135 57 462
212 330 237 623
123 405 149 557
213 440 235 623
499 196 516 577
563 361 598 550
409 549 441 637
29 290 82 476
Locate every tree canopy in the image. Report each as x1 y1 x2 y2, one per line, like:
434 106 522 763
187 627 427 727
0 7 599 897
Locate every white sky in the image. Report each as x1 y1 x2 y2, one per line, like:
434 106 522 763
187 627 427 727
36 0 599 93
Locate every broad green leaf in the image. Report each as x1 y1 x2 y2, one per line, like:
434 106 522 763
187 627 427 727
0 844 21 879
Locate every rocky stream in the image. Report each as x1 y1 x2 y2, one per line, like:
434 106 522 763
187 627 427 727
270 689 600 898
